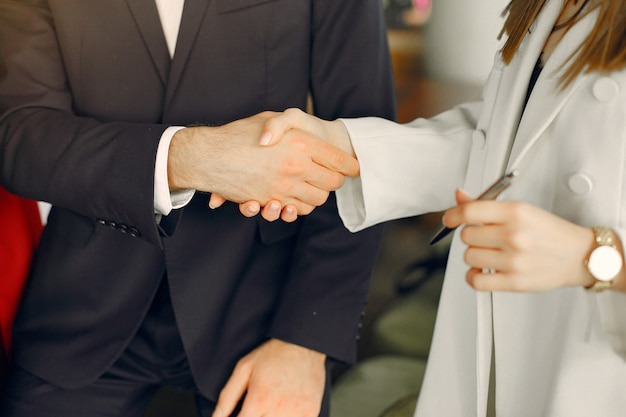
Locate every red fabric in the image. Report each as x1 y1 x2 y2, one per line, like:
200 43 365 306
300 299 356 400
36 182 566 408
0 186 42 355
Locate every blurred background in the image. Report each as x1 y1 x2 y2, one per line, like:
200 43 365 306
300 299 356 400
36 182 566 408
145 1 506 416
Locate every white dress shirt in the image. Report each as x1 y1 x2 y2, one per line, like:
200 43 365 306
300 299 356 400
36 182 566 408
153 0 195 216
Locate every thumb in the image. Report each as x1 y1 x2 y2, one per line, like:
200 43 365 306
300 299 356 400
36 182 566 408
212 361 252 417
259 108 309 146
455 188 474 205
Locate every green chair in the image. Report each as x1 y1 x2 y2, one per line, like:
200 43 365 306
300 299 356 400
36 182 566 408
330 356 426 417
369 271 443 359
379 393 419 417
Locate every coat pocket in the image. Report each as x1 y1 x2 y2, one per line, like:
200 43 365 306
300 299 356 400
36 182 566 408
216 0 280 14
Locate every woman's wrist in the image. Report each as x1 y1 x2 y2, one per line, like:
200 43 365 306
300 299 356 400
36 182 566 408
582 227 626 293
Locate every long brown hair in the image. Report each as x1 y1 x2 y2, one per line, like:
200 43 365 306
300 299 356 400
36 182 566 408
499 0 626 87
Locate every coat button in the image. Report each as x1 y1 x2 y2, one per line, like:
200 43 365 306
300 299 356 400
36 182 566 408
592 78 618 102
472 130 486 150
129 227 141 237
568 173 593 195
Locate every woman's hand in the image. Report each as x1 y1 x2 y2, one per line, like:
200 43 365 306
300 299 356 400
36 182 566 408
259 108 354 156
444 190 597 292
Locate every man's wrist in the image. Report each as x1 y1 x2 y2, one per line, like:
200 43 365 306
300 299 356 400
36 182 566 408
168 126 202 191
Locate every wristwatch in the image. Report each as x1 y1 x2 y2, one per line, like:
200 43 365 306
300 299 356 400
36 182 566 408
585 226 623 292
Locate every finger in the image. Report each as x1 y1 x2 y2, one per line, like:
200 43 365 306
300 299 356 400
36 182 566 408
455 188 474 205
209 194 227 209
445 200 511 229
282 128 358 177
305 163 346 192
260 108 309 146
238 201 261 217
460 224 508 249
467 268 534 292
280 205 298 223
259 201 282 222
309 139 359 177
466 268 508 291
280 183 329 212
213 362 252 417
464 246 506 272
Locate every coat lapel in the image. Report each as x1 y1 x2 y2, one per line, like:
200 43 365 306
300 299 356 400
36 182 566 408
470 3 565 405
125 0 171 85
480 0 563 183
165 0 212 108
506 5 598 171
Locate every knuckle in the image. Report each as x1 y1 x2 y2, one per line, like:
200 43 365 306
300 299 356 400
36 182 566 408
264 117 278 130
459 225 470 243
463 248 472 265
329 172 345 190
505 230 531 251
466 270 480 289
285 107 303 118
315 191 330 207
507 202 528 221
297 205 314 216
274 178 292 197
280 159 304 177
508 254 527 273
456 205 472 223
507 275 525 292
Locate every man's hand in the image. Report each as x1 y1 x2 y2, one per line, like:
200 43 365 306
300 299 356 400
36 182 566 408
213 338 327 417
168 112 358 216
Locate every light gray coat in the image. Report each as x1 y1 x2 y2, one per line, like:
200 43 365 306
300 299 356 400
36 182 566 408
337 2 626 416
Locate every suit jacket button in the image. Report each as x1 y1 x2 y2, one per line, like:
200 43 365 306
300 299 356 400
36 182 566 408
96 219 107 226
119 224 129 234
129 227 141 237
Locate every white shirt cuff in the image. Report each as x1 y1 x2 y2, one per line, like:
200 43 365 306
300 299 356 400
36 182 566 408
154 126 196 216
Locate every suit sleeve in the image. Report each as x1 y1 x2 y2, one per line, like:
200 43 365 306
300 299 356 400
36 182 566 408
267 0 396 364
0 0 167 247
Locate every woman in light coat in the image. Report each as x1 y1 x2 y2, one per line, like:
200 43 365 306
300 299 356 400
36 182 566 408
217 0 626 415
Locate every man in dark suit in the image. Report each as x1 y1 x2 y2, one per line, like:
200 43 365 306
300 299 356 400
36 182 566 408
0 1 396 416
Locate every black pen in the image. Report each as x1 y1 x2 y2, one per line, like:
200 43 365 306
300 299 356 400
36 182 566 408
429 170 519 245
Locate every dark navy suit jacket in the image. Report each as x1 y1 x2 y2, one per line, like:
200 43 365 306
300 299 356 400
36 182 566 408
0 0 396 400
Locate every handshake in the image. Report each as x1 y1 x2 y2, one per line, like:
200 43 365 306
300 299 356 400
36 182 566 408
168 108 355 222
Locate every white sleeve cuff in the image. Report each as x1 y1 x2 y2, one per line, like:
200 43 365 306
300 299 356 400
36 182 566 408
154 126 196 216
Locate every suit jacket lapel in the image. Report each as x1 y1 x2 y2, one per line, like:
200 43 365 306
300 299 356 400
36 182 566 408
165 0 212 108
506 4 598 171
125 0 171 85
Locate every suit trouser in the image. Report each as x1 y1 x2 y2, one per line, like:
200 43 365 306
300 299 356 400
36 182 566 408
0 279 217 417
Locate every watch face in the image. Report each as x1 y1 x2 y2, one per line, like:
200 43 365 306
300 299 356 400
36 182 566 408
588 246 623 282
